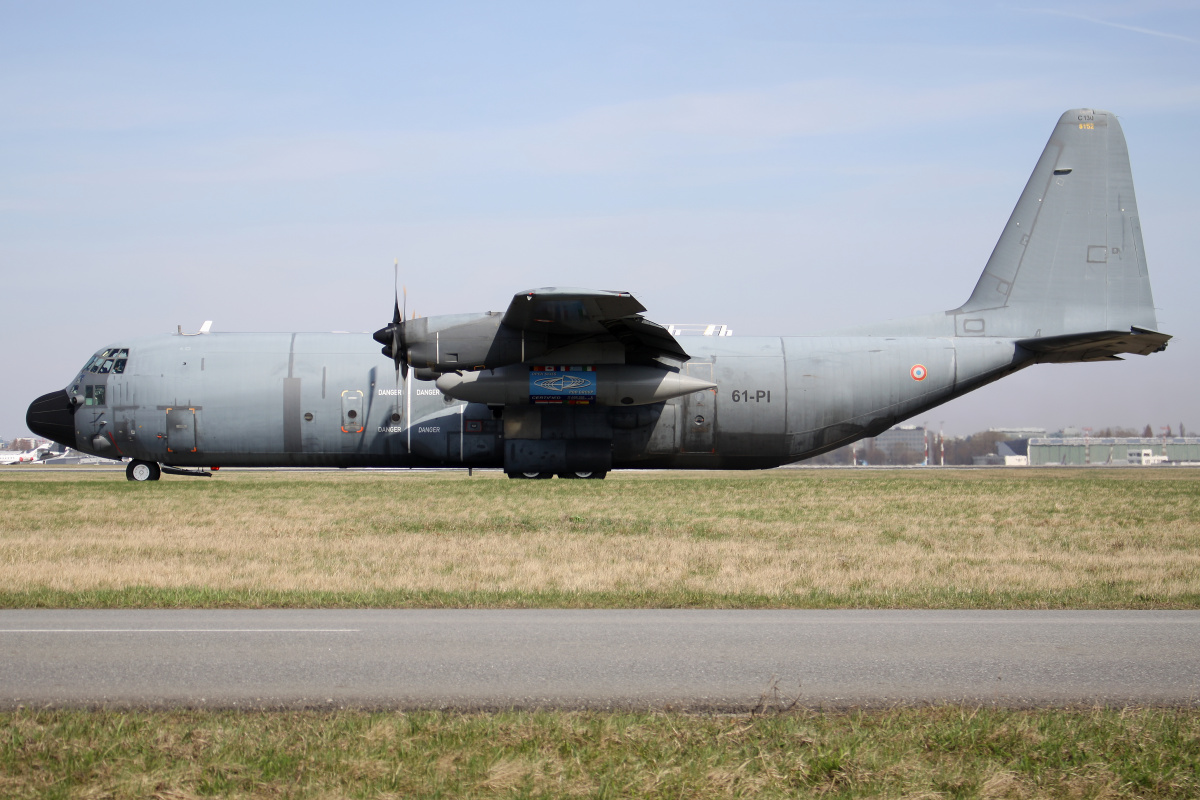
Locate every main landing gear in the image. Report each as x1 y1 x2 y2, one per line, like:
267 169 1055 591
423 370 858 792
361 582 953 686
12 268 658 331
125 460 161 482
506 471 607 480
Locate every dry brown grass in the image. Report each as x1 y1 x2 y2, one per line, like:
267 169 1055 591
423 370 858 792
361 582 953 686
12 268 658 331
1 468 1197 607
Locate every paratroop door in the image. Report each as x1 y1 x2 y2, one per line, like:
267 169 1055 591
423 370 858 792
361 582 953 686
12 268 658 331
165 407 197 454
341 390 364 433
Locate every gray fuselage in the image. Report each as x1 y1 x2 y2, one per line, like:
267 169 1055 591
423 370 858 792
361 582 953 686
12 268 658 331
60 330 1026 470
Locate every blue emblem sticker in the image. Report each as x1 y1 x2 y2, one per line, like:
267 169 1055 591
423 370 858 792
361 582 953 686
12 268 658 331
530 366 597 405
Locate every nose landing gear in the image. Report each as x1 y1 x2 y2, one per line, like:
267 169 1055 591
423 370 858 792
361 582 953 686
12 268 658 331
126 460 161 482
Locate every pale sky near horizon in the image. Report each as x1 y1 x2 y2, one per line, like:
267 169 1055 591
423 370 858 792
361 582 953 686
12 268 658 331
3 1 1197 440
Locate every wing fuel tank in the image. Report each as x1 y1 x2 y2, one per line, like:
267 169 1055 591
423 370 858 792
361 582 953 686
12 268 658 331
435 364 716 407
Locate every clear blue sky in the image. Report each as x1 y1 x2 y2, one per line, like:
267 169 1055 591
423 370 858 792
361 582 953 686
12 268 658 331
3 1 1197 439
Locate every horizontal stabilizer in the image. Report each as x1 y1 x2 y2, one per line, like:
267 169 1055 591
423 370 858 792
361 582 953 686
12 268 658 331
1017 327 1170 362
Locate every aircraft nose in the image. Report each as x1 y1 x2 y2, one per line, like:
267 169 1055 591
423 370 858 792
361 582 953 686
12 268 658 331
26 390 77 450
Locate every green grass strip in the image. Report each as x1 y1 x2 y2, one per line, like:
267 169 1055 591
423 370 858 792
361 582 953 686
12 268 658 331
3 707 1198 798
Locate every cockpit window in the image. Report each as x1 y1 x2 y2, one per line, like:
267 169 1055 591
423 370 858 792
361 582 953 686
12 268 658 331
84 349 130 374
84 384 106 406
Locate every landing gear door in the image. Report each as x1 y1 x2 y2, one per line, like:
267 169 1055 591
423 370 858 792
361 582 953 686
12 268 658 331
680 362 716 453
165 407 197 454
341 390 364 433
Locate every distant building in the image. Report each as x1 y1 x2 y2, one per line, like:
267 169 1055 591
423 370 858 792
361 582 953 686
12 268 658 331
989 427 1047 441
997 439 1029 466
1027 437 1200 466
857 425 932 464
1127 448 1168 466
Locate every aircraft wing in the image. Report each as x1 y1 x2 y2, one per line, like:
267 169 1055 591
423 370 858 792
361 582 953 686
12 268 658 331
502 288 690 361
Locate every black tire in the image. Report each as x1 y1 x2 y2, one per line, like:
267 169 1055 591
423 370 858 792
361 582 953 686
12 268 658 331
558 471 607 479
126 460 161 482
507 471 554 480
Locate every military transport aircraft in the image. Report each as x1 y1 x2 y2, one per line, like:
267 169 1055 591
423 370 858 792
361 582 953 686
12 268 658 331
27 109 1169 481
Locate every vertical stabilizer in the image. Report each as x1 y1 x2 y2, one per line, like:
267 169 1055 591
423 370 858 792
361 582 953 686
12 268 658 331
952 109 1160 341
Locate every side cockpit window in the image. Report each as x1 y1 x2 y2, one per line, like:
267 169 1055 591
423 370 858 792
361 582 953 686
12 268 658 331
84 384 106 406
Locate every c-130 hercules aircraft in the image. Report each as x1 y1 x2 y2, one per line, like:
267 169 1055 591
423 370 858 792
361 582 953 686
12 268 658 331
27 109 1169 481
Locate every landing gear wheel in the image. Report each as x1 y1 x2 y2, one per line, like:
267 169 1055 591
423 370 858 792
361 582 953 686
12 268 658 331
507 471 554 480
126 460 161 482
558 471 607 479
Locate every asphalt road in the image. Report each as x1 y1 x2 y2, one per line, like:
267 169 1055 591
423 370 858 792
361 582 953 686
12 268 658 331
2 610 1197 710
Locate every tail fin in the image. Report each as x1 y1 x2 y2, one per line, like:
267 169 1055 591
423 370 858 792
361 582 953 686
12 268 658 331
952 109 1167 358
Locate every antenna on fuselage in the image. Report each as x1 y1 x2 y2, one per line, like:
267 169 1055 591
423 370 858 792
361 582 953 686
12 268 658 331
177 321 213 336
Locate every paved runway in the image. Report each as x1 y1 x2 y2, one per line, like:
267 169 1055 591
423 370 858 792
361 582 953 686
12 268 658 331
2 610 1197 710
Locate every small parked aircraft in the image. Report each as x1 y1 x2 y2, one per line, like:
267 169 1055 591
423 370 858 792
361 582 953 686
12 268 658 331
0 442 56 464
27 109 1168 480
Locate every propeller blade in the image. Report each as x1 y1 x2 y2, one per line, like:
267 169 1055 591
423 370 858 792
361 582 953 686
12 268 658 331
375 259 408 376
392 260 402 324
395 261 408 377
398 260 412 412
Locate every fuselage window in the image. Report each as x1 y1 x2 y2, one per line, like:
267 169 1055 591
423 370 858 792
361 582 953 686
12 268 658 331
84 384 106 406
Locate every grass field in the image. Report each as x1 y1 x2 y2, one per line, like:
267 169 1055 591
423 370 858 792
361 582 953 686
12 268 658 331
3 468 1199 797
1 467 1197 609
3 707 1198 799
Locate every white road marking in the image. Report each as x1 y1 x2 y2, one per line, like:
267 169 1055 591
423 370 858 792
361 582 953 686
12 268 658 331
0 629 360 633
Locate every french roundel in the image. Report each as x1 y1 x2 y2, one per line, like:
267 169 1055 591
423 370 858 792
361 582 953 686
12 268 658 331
910 364 927 381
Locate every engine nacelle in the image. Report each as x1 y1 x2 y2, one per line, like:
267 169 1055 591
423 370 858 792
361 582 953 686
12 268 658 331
375 313 550 376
